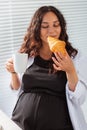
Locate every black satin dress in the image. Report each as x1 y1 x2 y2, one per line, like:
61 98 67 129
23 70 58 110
12 55 74 130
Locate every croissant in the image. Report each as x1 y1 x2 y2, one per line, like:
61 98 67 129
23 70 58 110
47 36 66 55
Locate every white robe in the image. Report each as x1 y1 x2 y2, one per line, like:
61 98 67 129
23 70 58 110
66 52 87 130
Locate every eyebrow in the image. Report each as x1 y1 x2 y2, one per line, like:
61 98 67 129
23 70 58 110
42 20 59 24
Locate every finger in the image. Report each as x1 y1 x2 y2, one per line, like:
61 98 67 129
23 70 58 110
52 57 60 66
5 62 15 73
6 62 14 68
6 66 15 73
54 52 64 63
57 52 65 60
8 58 13 63
52 55 63 66
53 64 62 71
5 60 13 69
52 57 63 70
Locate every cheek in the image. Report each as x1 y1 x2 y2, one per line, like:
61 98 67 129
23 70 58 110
41 29 47 36
57 27 61 38
40 30 48 40
58 26 61 34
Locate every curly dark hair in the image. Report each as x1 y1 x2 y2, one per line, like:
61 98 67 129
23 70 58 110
19 6 78 58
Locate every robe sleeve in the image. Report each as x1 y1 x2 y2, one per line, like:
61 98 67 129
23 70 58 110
66 54 87 105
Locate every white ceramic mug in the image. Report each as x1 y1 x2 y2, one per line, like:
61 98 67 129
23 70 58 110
13 53 28 73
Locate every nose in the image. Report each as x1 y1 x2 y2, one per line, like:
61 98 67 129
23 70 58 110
48 26 56 36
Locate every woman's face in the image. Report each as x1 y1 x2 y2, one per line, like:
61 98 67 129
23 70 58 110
40 11 61 45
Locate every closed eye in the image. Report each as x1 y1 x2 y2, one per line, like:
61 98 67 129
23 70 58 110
41 21 60 29
53 23 60 27
41 25 49 28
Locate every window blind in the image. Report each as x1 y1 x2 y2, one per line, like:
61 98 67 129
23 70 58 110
0 0 87 118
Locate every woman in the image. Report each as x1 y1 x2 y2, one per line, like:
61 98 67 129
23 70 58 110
6 6 87 130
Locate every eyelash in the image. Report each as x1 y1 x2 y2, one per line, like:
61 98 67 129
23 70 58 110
41 23 60 29
54 24 60 27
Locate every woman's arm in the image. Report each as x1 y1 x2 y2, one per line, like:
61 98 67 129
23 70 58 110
10 72 21 90
5 58 21 90
66 66 78 91
52 51 78 91
52 52 87 104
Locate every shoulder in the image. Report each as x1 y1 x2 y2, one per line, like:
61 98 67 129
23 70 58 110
73 50 87 65
27 56 34 68
73 50 87 81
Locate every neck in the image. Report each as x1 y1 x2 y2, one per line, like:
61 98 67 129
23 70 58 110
39 46 52 60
